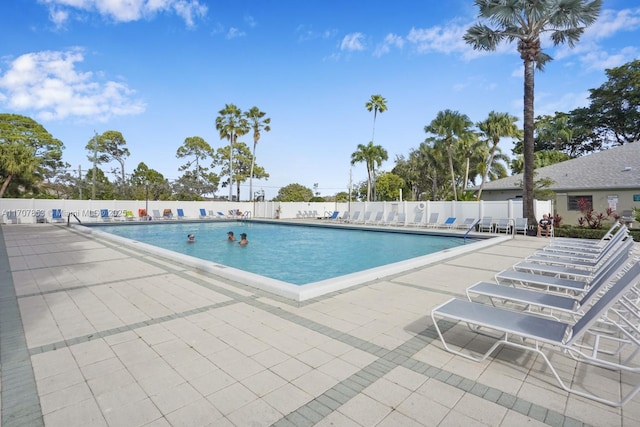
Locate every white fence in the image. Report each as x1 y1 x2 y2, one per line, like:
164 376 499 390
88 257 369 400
0 198 552 226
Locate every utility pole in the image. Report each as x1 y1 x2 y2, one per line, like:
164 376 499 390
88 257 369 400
78 165 82 199
91 131 98 199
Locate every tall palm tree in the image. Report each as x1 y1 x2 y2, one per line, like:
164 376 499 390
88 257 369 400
351 141 388 202
464 0 601 222
476 111 521 199
424 109 473 201
244 107 271 201
365 94 388 142
215 104 248 201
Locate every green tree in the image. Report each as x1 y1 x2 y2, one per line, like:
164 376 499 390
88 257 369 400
510 150 571 174
130 162 171 200
0 114 65 198
244 106 271 201
464 0 601 224
216 104 249 201
273 183 313 202
476 111 520 199
424 109 473 201
86 130 130 198
214 141 269 201
82 168 114 200
375 172 405 201
176 136 218 198
365 94 388 142
584 59 640 145
350 141 389 202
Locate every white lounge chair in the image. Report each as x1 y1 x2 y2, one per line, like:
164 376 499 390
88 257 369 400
494 218 510 233
514 218 528 235
425 212 439 228
382 212 396 225
456 218 476 230
369 211 383 224
431 262 640 407
477 217 493 232
469 252 635 321
439 217 457 228
409 211 423 227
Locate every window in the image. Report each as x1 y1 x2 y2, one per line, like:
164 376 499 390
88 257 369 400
567 195 593 211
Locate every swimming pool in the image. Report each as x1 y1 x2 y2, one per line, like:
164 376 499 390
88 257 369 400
82 221 507 301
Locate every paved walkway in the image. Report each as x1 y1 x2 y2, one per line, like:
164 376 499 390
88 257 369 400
0 224 637 426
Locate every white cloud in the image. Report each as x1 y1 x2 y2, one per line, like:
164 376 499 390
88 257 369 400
373 33 404 57
226 27 246 39
244 15 256 28
553 8 640 70
340 33 365 52
0 49 145 122
295 25 337 42
37 0 207 27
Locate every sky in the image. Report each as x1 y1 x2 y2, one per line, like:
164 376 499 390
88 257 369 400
1 0 639 200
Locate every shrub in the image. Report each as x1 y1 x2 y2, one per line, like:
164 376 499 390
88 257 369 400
576 197 619 229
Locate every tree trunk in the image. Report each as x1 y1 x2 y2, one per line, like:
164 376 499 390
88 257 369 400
477 141 498 200
0 174 13 198
523 59 536 224
447 143 457 201
249 141 256 201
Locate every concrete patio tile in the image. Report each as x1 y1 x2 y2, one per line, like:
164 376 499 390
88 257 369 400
500 410 550 427
35 365 85 395
251 347 290 368
86 368 137 397
437 409 492 427
69 338 115 367
39 381 93 415
187 368 235 397
517 382 568 414
453 393 508 425
415 377 465 408
314 410 361 427
148 380 201 414
226 399 283 427
263 383 313 415
95 381 148 413
564 395 622 427
43 397 107 427
172 354 219 382
164 398 224 427
295 347 336 368
317 358 361 382
291 369 339 397
101 397 163 427
270 357 313 382
395 392 450 425
240 368 288 397
383 366 428 391
362 377 413 408
207 382 258 415
376 410 427 427
80 357 124 380
336 393 392 426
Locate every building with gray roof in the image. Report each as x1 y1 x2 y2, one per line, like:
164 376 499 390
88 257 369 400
479 142 640 225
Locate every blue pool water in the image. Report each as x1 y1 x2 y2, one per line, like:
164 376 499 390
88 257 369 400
93 222 473 285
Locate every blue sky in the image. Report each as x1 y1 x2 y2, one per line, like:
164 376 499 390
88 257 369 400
1 0 639 200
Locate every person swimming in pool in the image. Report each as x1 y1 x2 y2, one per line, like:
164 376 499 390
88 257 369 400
227 231 236 242
239 233 248 246
187 233 195 243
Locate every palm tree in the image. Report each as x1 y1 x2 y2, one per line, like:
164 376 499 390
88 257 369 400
476 111 521 199
464 0 601 223
424 109 473 201
365 94 388 142
215 104 248 201
244 107 271 201
351 141 388 202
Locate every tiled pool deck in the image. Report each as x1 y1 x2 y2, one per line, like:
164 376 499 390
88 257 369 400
0 224 638 426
